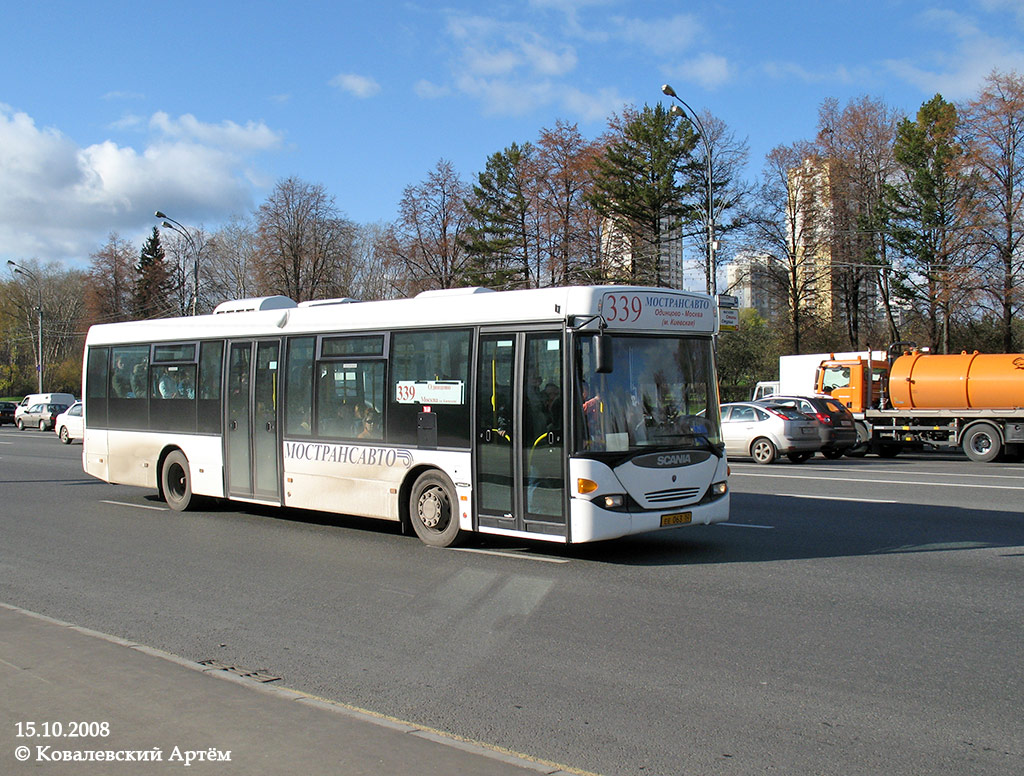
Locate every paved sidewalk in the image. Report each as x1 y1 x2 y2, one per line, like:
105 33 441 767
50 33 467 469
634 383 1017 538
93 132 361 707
0 603 582 775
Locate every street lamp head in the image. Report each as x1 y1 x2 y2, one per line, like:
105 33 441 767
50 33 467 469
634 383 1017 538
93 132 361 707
162 221 174 229
661 84 677 98
669 105 685 117
6 260 15 268
155 210 167 219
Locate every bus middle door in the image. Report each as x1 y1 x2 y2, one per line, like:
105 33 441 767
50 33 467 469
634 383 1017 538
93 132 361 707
475 330 565 537
226 339 282 503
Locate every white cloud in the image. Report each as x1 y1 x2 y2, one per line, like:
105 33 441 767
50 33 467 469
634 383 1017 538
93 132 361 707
884 9 1024 99
329 73 382 98
148 112 283 152
614 14 702 56
0 104 282 264
671 53 733 90
414 79 451 99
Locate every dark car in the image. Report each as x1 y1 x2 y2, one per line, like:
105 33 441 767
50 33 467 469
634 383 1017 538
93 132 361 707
0 401 16 425
755 395 858 458
16 403 70 431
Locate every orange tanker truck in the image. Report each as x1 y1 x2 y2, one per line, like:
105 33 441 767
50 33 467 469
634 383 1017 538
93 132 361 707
815 344 1024 462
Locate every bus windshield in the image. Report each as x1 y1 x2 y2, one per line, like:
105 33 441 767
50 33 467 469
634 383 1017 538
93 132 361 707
574 334 722 456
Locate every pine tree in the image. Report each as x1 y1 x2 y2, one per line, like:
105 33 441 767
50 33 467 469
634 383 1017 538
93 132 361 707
588 103 697 287
461 142 537 289
134 227 173 319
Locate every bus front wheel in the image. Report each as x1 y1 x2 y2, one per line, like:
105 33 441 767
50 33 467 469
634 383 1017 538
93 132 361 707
161 450 193 511
409 471 462 547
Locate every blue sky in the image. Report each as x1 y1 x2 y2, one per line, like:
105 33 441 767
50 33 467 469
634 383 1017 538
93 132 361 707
2 0 1023 269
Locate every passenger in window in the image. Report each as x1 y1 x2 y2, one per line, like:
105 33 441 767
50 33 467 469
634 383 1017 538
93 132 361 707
131 363 148 398
358 408 380 440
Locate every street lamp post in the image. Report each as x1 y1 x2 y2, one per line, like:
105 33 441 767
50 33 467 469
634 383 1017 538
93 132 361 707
155 211 200 316
661 84 718 296
7 260 43 391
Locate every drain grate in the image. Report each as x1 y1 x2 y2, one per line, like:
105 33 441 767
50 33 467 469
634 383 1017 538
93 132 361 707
198 659 281 683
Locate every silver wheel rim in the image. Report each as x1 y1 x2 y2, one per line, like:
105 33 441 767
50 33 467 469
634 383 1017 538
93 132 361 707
417 487 447 530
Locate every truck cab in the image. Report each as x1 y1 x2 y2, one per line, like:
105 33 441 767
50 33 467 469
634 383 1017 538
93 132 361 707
816 358 888 414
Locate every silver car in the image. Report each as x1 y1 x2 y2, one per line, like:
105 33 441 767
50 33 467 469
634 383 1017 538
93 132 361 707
720 401 821 464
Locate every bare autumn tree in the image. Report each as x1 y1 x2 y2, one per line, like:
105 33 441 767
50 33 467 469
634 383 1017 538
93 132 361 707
84 232 135 325
1 260 87 394
743 142 831 354
255 177 356 301
390 159 472 291
536 119 603 285
682 110 751 295
204 214 261 307
816 96 903 347
351 221 407 300
963 69 1024 352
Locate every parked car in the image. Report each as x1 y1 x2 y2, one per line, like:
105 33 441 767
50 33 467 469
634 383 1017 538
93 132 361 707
720 401 821 464
16 402 70 431
54 401 84 444
0 401 16 425
755 395 858 458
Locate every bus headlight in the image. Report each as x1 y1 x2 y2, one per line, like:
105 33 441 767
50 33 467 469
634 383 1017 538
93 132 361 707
711 480 728 497
601 494 625 509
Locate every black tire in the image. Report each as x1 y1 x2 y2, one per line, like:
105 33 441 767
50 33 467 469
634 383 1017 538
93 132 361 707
845 422 870 457
59 426 71 444
751 437 777 465
409 471 462 547
962 423 1001 463
876 442 902 458
787 451 813 463
821 448 844 460
16 418 24 430
161 450 193 511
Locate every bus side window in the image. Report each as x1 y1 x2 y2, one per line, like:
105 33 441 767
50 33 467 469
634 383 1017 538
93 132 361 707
198 341 224 433
86 347 109 428
285 337 315 436
388 329 471 448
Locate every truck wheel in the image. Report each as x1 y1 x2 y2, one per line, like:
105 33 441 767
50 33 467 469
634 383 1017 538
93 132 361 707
845 422 870 457
161 450 193 511
876 443 902 458
962 423 1001 463
409 471 463 547
751 437 777 464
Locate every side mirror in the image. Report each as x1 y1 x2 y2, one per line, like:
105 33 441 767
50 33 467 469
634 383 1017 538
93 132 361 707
595 333 613 374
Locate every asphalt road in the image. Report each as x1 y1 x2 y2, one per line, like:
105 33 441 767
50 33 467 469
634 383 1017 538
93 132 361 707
2 427 1023 775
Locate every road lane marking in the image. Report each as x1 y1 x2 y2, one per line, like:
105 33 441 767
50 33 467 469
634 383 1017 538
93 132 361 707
731 472 1024 491
776 493 898 503
99 500 169 511
730 464 1024 481
447 547 571 563
720 523 774 529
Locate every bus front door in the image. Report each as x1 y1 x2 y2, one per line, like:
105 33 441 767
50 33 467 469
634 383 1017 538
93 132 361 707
226 339 282 503
475 331 565 537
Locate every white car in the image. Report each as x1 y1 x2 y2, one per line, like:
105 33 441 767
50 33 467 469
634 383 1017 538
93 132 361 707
720 401 821 464
54 401 84 444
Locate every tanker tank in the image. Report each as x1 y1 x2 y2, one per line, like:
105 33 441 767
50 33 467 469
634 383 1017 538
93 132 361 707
888 351 1024 410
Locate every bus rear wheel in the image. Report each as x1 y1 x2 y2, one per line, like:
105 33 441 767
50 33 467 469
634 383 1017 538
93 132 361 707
161 450 193 511
409 471 462 547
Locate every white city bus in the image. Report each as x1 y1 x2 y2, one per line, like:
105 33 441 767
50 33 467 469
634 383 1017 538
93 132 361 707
82 285 729 546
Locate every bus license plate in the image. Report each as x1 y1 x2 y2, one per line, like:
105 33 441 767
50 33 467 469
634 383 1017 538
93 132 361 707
661 512 692 527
